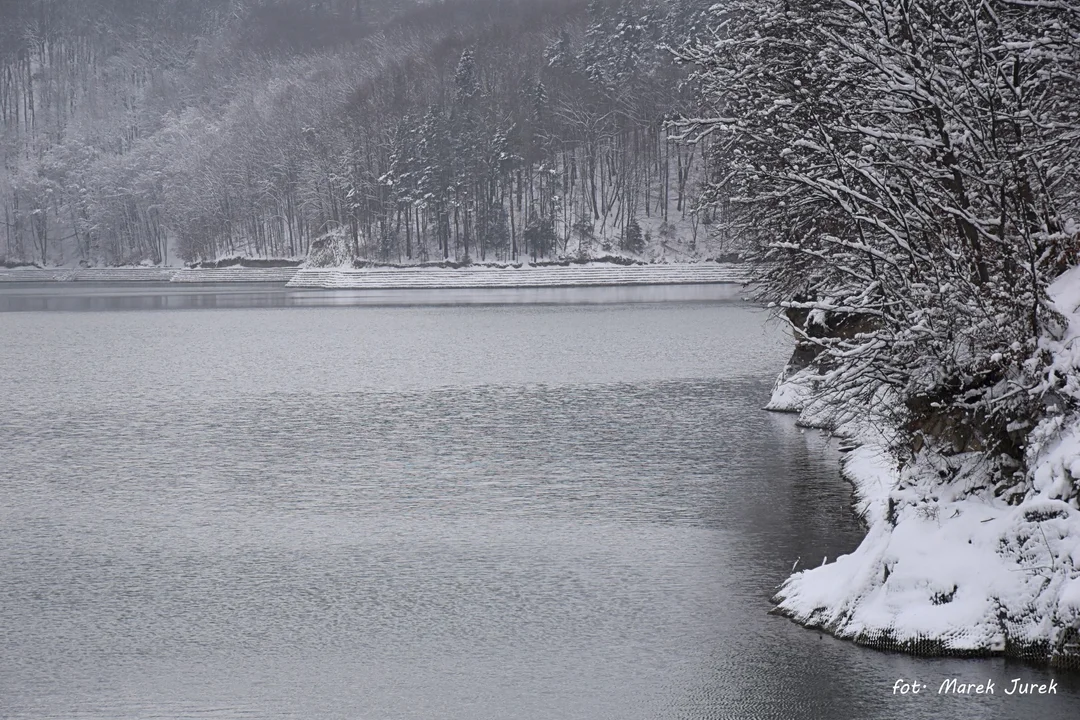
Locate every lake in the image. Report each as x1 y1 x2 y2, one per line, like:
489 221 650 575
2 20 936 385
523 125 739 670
1 283 1077 719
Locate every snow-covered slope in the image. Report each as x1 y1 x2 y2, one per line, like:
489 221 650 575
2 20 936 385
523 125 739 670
69 268 177 282
772 267 1080 668
0 267 297 283
287 263 748 289
0 264 747 287
170 268 301 283
0 268 73 282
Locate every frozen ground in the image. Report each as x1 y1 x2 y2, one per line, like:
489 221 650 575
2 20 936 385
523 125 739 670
772 268 1080 667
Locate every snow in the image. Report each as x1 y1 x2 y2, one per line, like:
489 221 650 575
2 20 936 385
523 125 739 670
778 446 1080 656
764 365 816 412
0 268 176 282
0 267 301 283
287 263 749 289
171 267 301 283
771 265 1080 664
1049 265 1080 324
1 262 749 288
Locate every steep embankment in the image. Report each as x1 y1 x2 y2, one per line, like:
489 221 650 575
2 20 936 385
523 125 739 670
771 267 1080 669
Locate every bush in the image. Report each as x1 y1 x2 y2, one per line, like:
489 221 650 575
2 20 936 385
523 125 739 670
621 219 645 254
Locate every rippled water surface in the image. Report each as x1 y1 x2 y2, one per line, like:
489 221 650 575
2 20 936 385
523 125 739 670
1 284 1078 719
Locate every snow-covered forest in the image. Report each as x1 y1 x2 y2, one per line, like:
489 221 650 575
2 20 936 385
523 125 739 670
682 0 1080 664
685 0 1080 478
0 0 721 267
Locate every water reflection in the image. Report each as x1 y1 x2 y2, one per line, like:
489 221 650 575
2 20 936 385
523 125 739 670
0 281 745 312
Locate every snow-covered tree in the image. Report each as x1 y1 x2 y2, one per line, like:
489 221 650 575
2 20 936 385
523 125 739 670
683 0 1080 479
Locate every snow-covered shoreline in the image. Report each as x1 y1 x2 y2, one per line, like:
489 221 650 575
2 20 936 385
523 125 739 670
172 267 301 283
771 269 1080 669
0 262 748 288
287 262 747 289
0 267 301 283
0 268 178 282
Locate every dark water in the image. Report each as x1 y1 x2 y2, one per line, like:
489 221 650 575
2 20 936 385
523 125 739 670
1 284 1077 719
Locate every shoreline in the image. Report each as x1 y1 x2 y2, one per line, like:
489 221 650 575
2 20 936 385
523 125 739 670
766 275 1080 672
287 263 747 289
0 262 748 288
770 396 1080 670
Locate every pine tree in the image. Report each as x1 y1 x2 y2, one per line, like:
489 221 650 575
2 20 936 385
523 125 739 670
622 217 644 254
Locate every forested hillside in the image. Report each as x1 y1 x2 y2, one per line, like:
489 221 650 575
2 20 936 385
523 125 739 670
0 0 719 267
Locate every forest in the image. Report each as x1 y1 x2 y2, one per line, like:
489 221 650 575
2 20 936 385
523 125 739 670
0 0 719 267
682 0 1080 493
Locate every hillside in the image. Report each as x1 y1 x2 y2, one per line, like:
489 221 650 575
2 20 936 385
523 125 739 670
0 0 724 267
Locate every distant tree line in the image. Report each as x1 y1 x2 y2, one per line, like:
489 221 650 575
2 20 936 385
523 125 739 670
0 0 719 266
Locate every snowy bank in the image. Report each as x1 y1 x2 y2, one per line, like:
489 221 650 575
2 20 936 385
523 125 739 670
286 262 748 289
0 267 296 283
0 267 177 282
69 268 177 282
771 267 1080 669
170 267 301 283
0 268 73 282
0 263 748 287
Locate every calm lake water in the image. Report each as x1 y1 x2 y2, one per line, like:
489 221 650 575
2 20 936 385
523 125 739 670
1 283 1078 720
